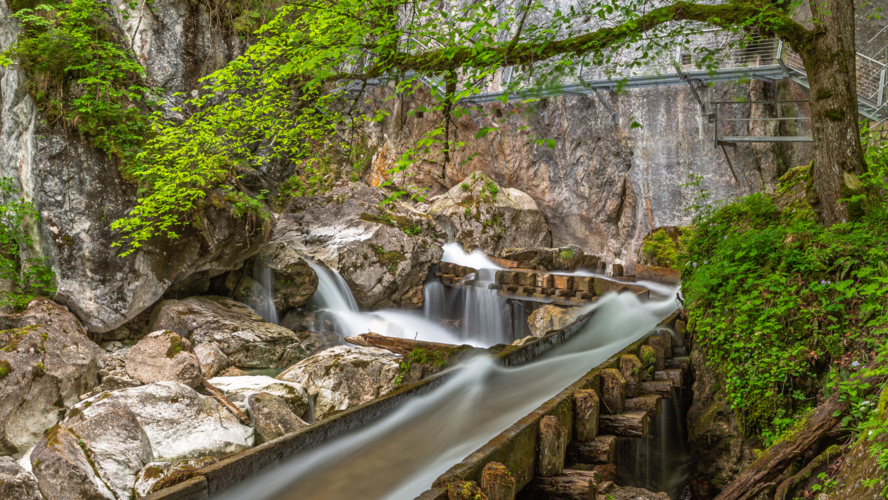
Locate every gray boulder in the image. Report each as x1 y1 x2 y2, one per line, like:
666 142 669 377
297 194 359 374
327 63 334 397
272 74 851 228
30 425 115 500
125 330 203 388
208 375 310 420
79 375 142 401
426 171 552 255
0 456 42 500
133 457 218 498
0 299 103 456
272 183 443 310
246 392 308 443
276 346 403 419
528 305 585 338
148 296 306 369
63 407 153 499
67 382 253 461
194 343 229 379
219 257 319 316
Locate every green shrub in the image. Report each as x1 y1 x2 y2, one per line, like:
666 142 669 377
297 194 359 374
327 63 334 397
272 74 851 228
642 229 688 269
681 166 888 437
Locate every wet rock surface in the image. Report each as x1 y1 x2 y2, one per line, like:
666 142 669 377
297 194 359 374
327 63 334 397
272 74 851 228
125 331 203 388
426 172 552 256
0 299 103 456
66 381 253 461
272 183 443 310
133 457 218 498
276 345 403 419
149 296 306 369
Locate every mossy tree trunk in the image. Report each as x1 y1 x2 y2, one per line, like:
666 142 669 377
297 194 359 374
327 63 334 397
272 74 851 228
795 0 868 225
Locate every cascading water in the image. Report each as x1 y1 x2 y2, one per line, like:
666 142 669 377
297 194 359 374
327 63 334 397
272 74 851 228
252 260 279 324
217 287 681 500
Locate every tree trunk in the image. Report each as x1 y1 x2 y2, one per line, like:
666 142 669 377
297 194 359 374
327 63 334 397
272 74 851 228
797 0 868 225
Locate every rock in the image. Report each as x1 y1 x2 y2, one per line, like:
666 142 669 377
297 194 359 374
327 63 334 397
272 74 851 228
597 482 671 500
80 375 142 401
276 345 402 419
125 331 203 388
97 343 130 380
427 171 551 255
295 329 344 357
0 456 42 500
63 407 153 499
833 434 887 499
133 457 218 498
271 183 443 310
500 245 601 271
527 305 585 338
148 296 306 369
0 0 268 334
0 299 103 456
538 415 567 477
208 376 310 420
246 392 308 443
218 366 246 377
567 434 616 465
194 343 229 379
635 264 681 285
30 425 115 500
65 382 253 461
250 250 319 313
686 345 758 499
448 480 487 500
480 462 515 500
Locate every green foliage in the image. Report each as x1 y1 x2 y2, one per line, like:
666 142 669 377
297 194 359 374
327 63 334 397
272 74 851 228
460 182 470 192
394 348 449 386
560 248 575 260
0 360 11 380
0 178 56 310
642 229 689 269
682 166 888 437
2 0 159 165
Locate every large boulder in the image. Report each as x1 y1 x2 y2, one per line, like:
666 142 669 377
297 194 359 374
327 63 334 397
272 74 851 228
0 456 42 500
63 407 153 499
66 382 253 461
0 0 269 335
500 245 601 271
0 299 103 456
208 375 310 419
125 330 203 388
276 346 403 419
527 305 584 338
246 392 308 443
271 183 444 310
426 171 552 256
148 296 306 369
30 425 115 500
194 343 229 379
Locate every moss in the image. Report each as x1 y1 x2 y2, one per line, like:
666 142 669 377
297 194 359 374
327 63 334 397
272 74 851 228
67 407 82 419
640 345 656 367
815 89 834 100
0 360 11 380
42 425 62 448
141 465 164 480
0 326 38 353
150 467 203 493
371 245 406 275
823 108 846 121
165 332 186 358
34 362 45 376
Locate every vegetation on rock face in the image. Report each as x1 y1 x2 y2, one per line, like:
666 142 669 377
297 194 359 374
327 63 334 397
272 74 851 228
680 129 888 490
642 228 689 269
0 177 55 310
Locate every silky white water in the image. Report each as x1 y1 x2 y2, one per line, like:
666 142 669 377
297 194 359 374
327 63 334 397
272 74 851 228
252 261 279 324
217 288 679 500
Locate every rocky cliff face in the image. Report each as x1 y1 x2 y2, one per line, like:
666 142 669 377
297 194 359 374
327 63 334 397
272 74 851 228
0 0 271 333
365 80 812 272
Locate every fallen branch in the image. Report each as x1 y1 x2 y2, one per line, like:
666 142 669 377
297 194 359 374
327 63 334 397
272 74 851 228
345 332 470 356
201 379 250 425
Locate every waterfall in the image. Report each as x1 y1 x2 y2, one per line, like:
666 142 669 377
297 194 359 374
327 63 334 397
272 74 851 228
307 259 359 313
422 280 446 321
462 285 510 345
252 260 279 324
216 288 681 500
441 242 503 270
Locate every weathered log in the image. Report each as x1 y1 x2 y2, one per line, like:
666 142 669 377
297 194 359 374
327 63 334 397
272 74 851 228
657 330 674 357
639 345 657 381
654 368 683 387
539 416 568 477
481 462 515 500
640 380 673 398
448 480 488 500
566 435 616 465
619 355 643 398
714 375 884 500
573 389 600 442
599 411 648 438
773 445 842 500
646 336 666 371
624 394 662 417
521 470 598 500
599 369 626 415
200 379 249 425
345 332 470 357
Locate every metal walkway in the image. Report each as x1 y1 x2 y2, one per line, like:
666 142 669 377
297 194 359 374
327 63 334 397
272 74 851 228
339 33 888 136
